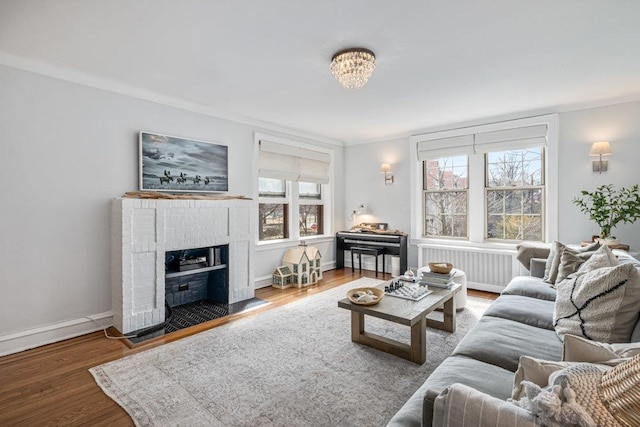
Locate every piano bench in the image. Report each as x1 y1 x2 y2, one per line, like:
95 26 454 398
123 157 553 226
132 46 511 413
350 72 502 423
350 246 385 276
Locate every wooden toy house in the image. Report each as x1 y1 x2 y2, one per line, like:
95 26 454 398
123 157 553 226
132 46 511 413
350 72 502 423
282 245 322 288
271 266 293 289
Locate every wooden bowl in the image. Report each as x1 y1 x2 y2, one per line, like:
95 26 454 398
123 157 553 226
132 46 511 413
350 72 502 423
347 287 384 306
428 262 453 274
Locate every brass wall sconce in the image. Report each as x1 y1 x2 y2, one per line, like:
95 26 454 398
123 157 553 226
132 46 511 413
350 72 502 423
380 163 393 185
589 141 612 173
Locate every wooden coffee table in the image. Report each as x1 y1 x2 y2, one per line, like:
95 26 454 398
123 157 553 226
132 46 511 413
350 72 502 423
337 281 461 364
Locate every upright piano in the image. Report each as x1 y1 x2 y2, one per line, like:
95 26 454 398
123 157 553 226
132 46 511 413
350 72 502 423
335 231 408 274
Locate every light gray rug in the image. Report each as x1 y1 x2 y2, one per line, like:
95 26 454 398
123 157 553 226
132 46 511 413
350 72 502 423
91 278 491 426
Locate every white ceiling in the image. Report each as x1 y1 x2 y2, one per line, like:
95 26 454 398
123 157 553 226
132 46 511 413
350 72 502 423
2 1 640 145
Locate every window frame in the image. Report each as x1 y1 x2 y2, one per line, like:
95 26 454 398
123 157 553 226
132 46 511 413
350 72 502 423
422 156 470 239
254 133 334 248
409 114 558 248
483 147 546 242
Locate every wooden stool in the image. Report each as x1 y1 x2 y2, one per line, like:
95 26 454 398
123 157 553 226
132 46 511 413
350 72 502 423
351 246 385 276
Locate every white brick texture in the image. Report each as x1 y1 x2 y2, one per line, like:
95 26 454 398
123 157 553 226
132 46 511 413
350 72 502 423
112 198 254 334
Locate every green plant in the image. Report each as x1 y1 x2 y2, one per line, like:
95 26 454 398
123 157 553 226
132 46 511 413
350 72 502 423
572 184 640 239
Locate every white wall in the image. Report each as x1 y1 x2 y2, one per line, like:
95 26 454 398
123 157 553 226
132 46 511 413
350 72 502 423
344 101 640 269
343 138 417 269
558 101 640 247
0 65 343 352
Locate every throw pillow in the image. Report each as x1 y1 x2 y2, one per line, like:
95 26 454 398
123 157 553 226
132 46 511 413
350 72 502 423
515 363 620 427
554 257 640 343
555 249 594 284
575 244 619 274
544 241 599 285
510 355 612 401
511 356 576 401
563 334 640 363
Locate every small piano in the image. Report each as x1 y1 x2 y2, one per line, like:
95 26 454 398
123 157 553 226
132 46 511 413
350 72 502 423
335 231 408 274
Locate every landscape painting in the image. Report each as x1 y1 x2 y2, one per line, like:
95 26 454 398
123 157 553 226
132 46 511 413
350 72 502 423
139 132 228 192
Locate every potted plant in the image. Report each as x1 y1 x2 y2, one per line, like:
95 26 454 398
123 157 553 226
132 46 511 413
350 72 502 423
572 184 640 244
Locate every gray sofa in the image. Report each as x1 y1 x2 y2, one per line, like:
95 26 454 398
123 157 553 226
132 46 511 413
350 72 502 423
388 250 640 427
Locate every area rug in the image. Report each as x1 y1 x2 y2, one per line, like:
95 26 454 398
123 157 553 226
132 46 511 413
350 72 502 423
90 278 491 426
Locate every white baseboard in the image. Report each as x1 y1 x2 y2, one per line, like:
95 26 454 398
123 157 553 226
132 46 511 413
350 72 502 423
467 281 504 294
0 311 113 357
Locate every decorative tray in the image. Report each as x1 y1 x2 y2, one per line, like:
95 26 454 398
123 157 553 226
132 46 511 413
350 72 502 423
347 287 384 306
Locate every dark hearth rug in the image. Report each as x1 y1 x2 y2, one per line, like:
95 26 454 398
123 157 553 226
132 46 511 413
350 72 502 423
127 298 267 344
91 278 490 426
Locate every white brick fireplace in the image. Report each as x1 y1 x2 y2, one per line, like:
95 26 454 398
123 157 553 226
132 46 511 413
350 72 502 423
112 198 254 334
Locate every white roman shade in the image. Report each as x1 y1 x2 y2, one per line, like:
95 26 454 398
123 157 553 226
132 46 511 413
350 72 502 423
416 135 475 160
259 140 331 184
474 124 547 153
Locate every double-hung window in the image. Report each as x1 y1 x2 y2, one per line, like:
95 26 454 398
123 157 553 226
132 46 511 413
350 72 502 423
258 178 289 241
299 182 324 236
485 148 544 241
412 115 557 244
256 134 332 243
423 156 468 238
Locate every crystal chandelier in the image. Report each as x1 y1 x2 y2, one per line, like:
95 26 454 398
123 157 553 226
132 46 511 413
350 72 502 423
330 48 376 89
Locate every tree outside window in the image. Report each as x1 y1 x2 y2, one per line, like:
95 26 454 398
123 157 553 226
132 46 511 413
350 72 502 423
423 156 468 238
486 148 544 241
299 182 323 237
259 178 288 240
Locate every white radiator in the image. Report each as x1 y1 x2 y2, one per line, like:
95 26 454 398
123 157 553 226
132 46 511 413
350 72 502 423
417 244 521 293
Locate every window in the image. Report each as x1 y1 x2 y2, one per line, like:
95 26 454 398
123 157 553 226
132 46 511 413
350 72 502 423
486 148 544 241
423 156 468 238
256 133 333 244
258 178 288 241
411 115 557 244
299 182 324 237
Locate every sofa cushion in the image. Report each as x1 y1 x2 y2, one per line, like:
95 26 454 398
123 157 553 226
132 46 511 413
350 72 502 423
484 295 555 330
386 355 515 427
452 316 562 372
501 276 556 301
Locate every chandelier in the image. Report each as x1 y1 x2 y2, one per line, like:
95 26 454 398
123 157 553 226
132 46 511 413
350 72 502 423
330 48 376 89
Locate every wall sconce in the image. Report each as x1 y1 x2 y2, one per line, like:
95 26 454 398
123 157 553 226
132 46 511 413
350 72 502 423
589 141 612 173
347 203 367 222
380 163 393 185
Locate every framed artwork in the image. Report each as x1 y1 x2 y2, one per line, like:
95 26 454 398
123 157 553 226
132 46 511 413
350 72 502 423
139 131 228 192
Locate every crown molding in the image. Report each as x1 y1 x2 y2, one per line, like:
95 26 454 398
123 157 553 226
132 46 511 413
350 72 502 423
0 51 346 147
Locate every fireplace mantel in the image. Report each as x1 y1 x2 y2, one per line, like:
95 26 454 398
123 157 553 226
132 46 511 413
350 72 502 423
111 198 254 334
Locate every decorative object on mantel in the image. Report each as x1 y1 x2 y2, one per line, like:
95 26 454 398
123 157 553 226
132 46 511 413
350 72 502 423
122 191 251 200
572 184 640 245
139 131 228 193
350 223 407 236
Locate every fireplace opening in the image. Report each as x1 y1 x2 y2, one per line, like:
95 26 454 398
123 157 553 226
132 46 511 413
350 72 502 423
126 244 266 344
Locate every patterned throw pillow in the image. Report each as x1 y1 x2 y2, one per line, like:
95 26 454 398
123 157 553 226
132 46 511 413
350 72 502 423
554 247 640 342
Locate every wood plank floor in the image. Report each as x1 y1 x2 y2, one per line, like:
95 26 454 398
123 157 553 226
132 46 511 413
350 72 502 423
0 269 497 426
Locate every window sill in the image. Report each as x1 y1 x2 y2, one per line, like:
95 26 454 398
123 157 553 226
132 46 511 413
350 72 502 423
256 235 334 251
411 238 518 253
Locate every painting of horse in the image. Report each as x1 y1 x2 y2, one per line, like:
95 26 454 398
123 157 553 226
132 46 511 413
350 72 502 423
139 132 228 192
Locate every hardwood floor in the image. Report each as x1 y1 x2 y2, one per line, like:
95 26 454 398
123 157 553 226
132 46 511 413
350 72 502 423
0 269 497 426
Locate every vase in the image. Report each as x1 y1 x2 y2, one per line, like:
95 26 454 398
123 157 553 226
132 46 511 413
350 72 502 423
598 237 620 246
